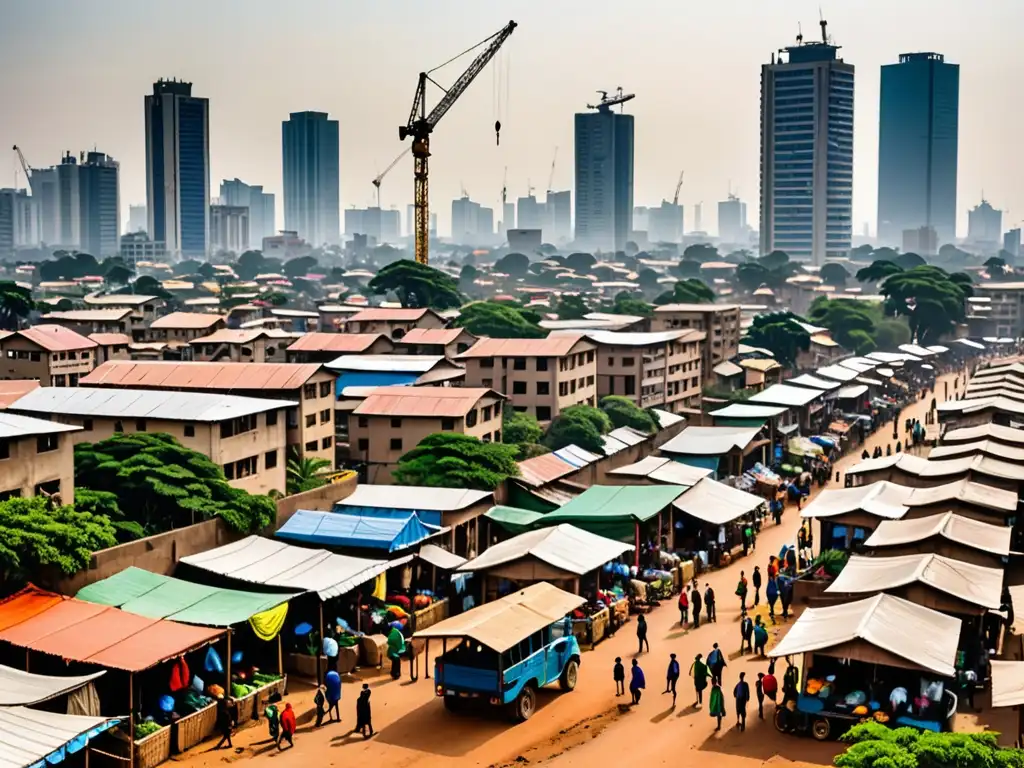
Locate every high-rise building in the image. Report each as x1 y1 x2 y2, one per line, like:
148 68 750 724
574 97 634 251
282 111 340 246
220 179 276 246
545 190 572 243
145 79 210 257
718 194 747 243
516 194 545 232
1004 229 1021 260
632 206 650 234
210 204 249 255
0 192 13 259
877 53 959 247
0 189 39 255
29 168 58 245
902 226 938 256
32 151 120 255
760 27 854 264
967 200 1002 247
406 205 437 238
345 207 401 244
450 196 493 243
647 200 684 243
127 204 147 234
500 202 515 237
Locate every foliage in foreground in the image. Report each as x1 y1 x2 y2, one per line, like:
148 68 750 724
543 405 613 454
286 456 332 496
367 259 464 310
393 433 520 491
835 722 1024 768
455 301 546 338
744 311 811 368
600 396 658 433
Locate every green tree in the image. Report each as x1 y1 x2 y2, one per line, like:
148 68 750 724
735 262 771 293
0 496 119 584
283 255 319 279
493 252 530 276
637 268 661 291
455 301 545 338
286 455 332 496
543 406 611 454
367 259 463 309
608 291 653 317
502 409 543 446
856 259 904 284
759 250 790 270
809 298 878 354
834 721 1024 768
393 433 520 490
819 262 851 287
197 263 217 280
75 432 276 535
234 250 267 280
873 318 912 349
118 275 171 299
555 294 589 320
459 264 480 284
895 251 926 270
880 265 973 343
104 264 134 285
174 259 203 276
75 488 144 541
655 278 715 305
0 282 34 330
682 243 719 263
599 396 657 433
744 311 811 368
565 252 597 273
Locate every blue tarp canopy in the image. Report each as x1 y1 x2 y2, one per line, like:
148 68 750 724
335 371 418 395
276 509 443 552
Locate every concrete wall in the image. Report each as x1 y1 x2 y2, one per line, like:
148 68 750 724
0 431 76 503
273 471 357 528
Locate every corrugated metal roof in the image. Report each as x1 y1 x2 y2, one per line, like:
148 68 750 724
326 354 448 373
800 481 914 521
337 484 492 512
815 364 859 382
0 412 80 439
516 453 577 487
898 343 937 357
88 333 132 346
660 426 763 455
654 303 740 313
41 308 132 322
457 335 588 359
84 294 157 306
12 386 294 422
347 307 435 322
608 426 649 447
0 380 40 409
787 373 841 390
399 328 472 345
748 383 823 407
651 408 686 428
458 524 633 576
713 361 744 377
607 456 711 486
709 403 788 419
579 329 700 347
739 358 780 372
353 386 496 417
190 328 294 345
16 325 97 352
836 384 869 399
552 444 602 467
149 312 226 330
80 360 323 391
286 332 390 353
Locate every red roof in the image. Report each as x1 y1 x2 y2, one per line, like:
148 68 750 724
149 312 226 330
516 452 578 487
0 380 40 409
457 335 588 359
80 360 324 391
347 308 434 323
88 333 133 346
287 332 390 353
354 386 498 417
17 325 97 352
399 328 472 346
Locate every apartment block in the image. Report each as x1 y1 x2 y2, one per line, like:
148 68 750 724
973 282 1024 339
0 412 80 503
286 333 396 363
40 308 133 336
0 325 98 386
456 335 597 422
190 329 296 363
394 328 477 359
89 333 133 365
652 303 741 381
343 308 447 338
83 294 166 334
146 312 226 343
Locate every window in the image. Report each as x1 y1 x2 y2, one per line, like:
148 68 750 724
114 420 124 433
559 382 568 397
305 414 316 428
305 440 317 452
319 381 332 398
266 410 278 427
4 351 12 359
68 352 76 360
303 383 317 399
358 416 369 428
587 375 595 386
82 419 93 432
441 417 455 430
482 432 492 443
0 440 8 460
466 409 478 427
536 406 551 421
68 373 79 386
220 413 257 438
233 455 258 478
480 358 494 368
34 479 60 496
321 409 332 424
183 424 195 438
136 420 147 432
0 488 21 501
36 434 58 454
512 381 527 395
29 351 39 362
536 358 549 372
586 350 594 363
391 418 402 428
512 357 527 371
624 378 636 396
357 438 369 452
482 405 493 420
390 438 403 451
482 378 493 388
622 357 635 366
321 436 333 449
223 462 235 479
536 381 550 395
265 450 278 469
607 357 614 366
494 429 501 443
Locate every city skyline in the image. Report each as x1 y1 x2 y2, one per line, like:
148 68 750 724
2 0 1022 242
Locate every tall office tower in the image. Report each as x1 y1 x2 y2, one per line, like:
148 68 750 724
760 26 854 264
127 204 147 234
574 96 634 252
516 194 545 232
0 189 38 253
451 195 482 241
220 179 276 245
210 205 249 254
345 207 400 244
477 206 494 241
967 200 1002 247
545 190 572 243
718 194 748 243
877 53 959 247
632 206 650 234
145 79 210 257
0 192 13 258
29 168 58 245
77 151 121 257
648 200 684 243
282 111 340 246
1004 229 1021 260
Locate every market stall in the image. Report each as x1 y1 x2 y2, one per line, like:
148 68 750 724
0 707 123 768
800 481 915 552
862 511 1011 569
671 477 766 567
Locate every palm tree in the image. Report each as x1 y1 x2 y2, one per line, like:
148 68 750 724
0 282 34 330
286 456 332 496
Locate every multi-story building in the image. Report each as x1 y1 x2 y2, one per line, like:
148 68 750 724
973 282 1024 339
581 329 704 412
718 194 747 244
451 196 494 243
647 200 684 244
286 333 395 363
119 232 167 264
220 179 276 245
11 386 291 495
652 303 742 378
210 204 249 255
0 325 98 386
146 312 226 344
89 333 132 365
500 201 516 237
877 52 959 247
344 207 401 245
760 28 854 264
1004 229 1021 260
968 200 1003 249
405 206 437 239
456 336 597 422
344 307 447 338
0 188 39 256
0 411 80 503
282 111 340 246
40 308 134 337
145 79 210 257
394 328 477 360
29 167 59 246
516 195 545 233
79 360 338 468
0 191 13 259
83 294 166 333
349 387 503 484
574 95 635 252
189 328 294 363
545 190 572 243
902 226 938 256
127 204 147 233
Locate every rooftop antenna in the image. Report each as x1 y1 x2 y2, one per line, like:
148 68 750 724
797 23 803 46
819 9 828 44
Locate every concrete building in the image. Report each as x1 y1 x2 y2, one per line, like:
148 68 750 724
507 229 542 253
902 225 938 256
516 195 545 233
344 207 401 244
146 312 226 344
647 200 684 244
456 336 597 422
10 386 292 495
145 79 210 257
344 307 447 338
83 294 165 332
79 360 338 468
718 194 747 243
349 387 503 484
405 206 437 238
29 167 59 246
760 29 854 264
545 190 572 243
219 179 275 245
0 412 80 503
40 308 134 337
0 325 98 386
286 333 395 363
652 303 742 379
877 53 959 247
210 204 249 255
189 328 295 363
89 333 132 365
972 282 1024 339
580 329 704 412
1004 229 1021 260
574 97 634 252
282 111 340 246
0 188 39 256
451 196 493 243
968 200 1003 248
127 204 147 234
0 191 13 259
394 327 477 359
119 232 166 263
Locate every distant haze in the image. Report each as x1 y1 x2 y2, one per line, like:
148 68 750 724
2 0 1021 240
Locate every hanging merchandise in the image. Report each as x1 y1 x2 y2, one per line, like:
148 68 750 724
372 572 386 601
204 646 224 675
249 602 289 641
168 657 190 692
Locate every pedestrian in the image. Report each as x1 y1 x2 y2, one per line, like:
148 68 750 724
780 577 793 620
756 673 766 719
709 680 726 731
753 616 769 657
691 586 702 629
387 624 405 680
740 611 753 654
690 653 709 707
797 525 807 551
783 658 800 699
736 570 748 611
263 699 280 743
354 683 374 738
325 669 342 722
861 449 870 460
313 684 327 727
636 613 650 654
613 656 625 696
704 583 717 622
664 653 680 706
278 702 296 750
752 566 762 607
886 444 893 456
895 440 902 453
214 694 235 750
629 658 646 705
707 642 727 685
766 575 779 623
734 672 750 731
763 666 779 709
678 589 689 626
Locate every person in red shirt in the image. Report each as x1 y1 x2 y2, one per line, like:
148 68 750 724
278 703 296 750
761 669 779 711
678 589 689 626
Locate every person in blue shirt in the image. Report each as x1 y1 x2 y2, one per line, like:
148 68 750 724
629 659 646 706
734 672 751 731
663 653 680 706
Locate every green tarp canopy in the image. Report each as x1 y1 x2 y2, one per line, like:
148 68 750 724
539 485 686 540
76 567 299 627
485 505 546 535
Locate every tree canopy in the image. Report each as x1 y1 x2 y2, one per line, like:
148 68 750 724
455 301 546 338
743 311 811 368
283 255 319 279
856 259 904 284
894 251 926 270
393 433 520 490
543 405 612 454
819 262 851 287
0 282 34 330
502 408 543 447
655 278 715 305
599 396 657 433
493 252 530 277
809 298 879 355
835 721 1024 768
682 243 719 263
607 291 653 317
555 294 589 320
286 456 332 496
565 252 597 273
879 265 973 343
367 260 463 309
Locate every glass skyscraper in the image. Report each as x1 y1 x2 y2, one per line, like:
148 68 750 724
760 35 854 265
877 53 959 247
574 103 634 252
282 111 340 246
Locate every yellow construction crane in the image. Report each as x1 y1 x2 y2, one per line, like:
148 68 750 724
371 147 411 209
399 20 517 265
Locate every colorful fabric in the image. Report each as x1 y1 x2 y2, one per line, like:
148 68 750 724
387 627 405 660
372 573 386 601
249 603 288 641
168 658 190 692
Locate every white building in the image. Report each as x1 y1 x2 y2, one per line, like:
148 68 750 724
220 179 276 246
210 204 249 255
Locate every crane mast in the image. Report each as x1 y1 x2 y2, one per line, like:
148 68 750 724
12 145 34 194
399 20 517 265
371 147 411 209
673 170 684 206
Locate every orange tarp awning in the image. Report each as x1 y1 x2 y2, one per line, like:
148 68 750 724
0 586 223 673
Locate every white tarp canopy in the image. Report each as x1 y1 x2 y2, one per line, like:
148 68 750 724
825 553 1004 610
673 477 765 525
815 364 860 382
838 358 879 373
837 384 869 399
956 338 986 350
864 511 1011 556
930 439 1024 464
937 396 1024 417
457 524 633 576
800 481 914 520
990 660 1024 707
867 351 921 363
606 456 711 487
787 374 841 391
899 343 938 357
768 593 961 676
337 485 491 512
845 452 1024 482
417 544 467 571
747 384 824 408
942 423 1024 446
0 666 105 706
659 426 763 456
179 535 412 600
904 478 1019 514
0 707 122 768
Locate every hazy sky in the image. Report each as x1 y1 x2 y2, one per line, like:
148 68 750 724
2 0 1022 241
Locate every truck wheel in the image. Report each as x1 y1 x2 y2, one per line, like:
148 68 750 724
773 708 789 733
443 696 461 713
811 717 831 741
511 685 536 722
559 660 579 691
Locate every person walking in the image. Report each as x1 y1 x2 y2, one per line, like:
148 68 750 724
740 611 753 654
756 672 766 719
690 653 709 707
753 616 769 657
752 566 762 607
664 653 680 706
629 659 646 705
313 685 327 727
278 703 296 750
763 666 779 710
704 583 717 623
734 672 750 731
263 699 280 744
736 571 748 611
691 585 702 629
709 680 726 731
707 642 727 686
678 589 689 626
325 669 342 722
387 625 405 680
636 613 650 654
613 657 625 696
354 683 374 738
766 575 779 624
213 694 235 750
780 577 793 620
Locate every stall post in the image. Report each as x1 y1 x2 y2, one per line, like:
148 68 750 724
128 672 135 768
317 601 324 684
425 639 430 680
225 630 232 695
277 634 283 676
24 649 29 671
634 522 640 569
657 510 663 551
